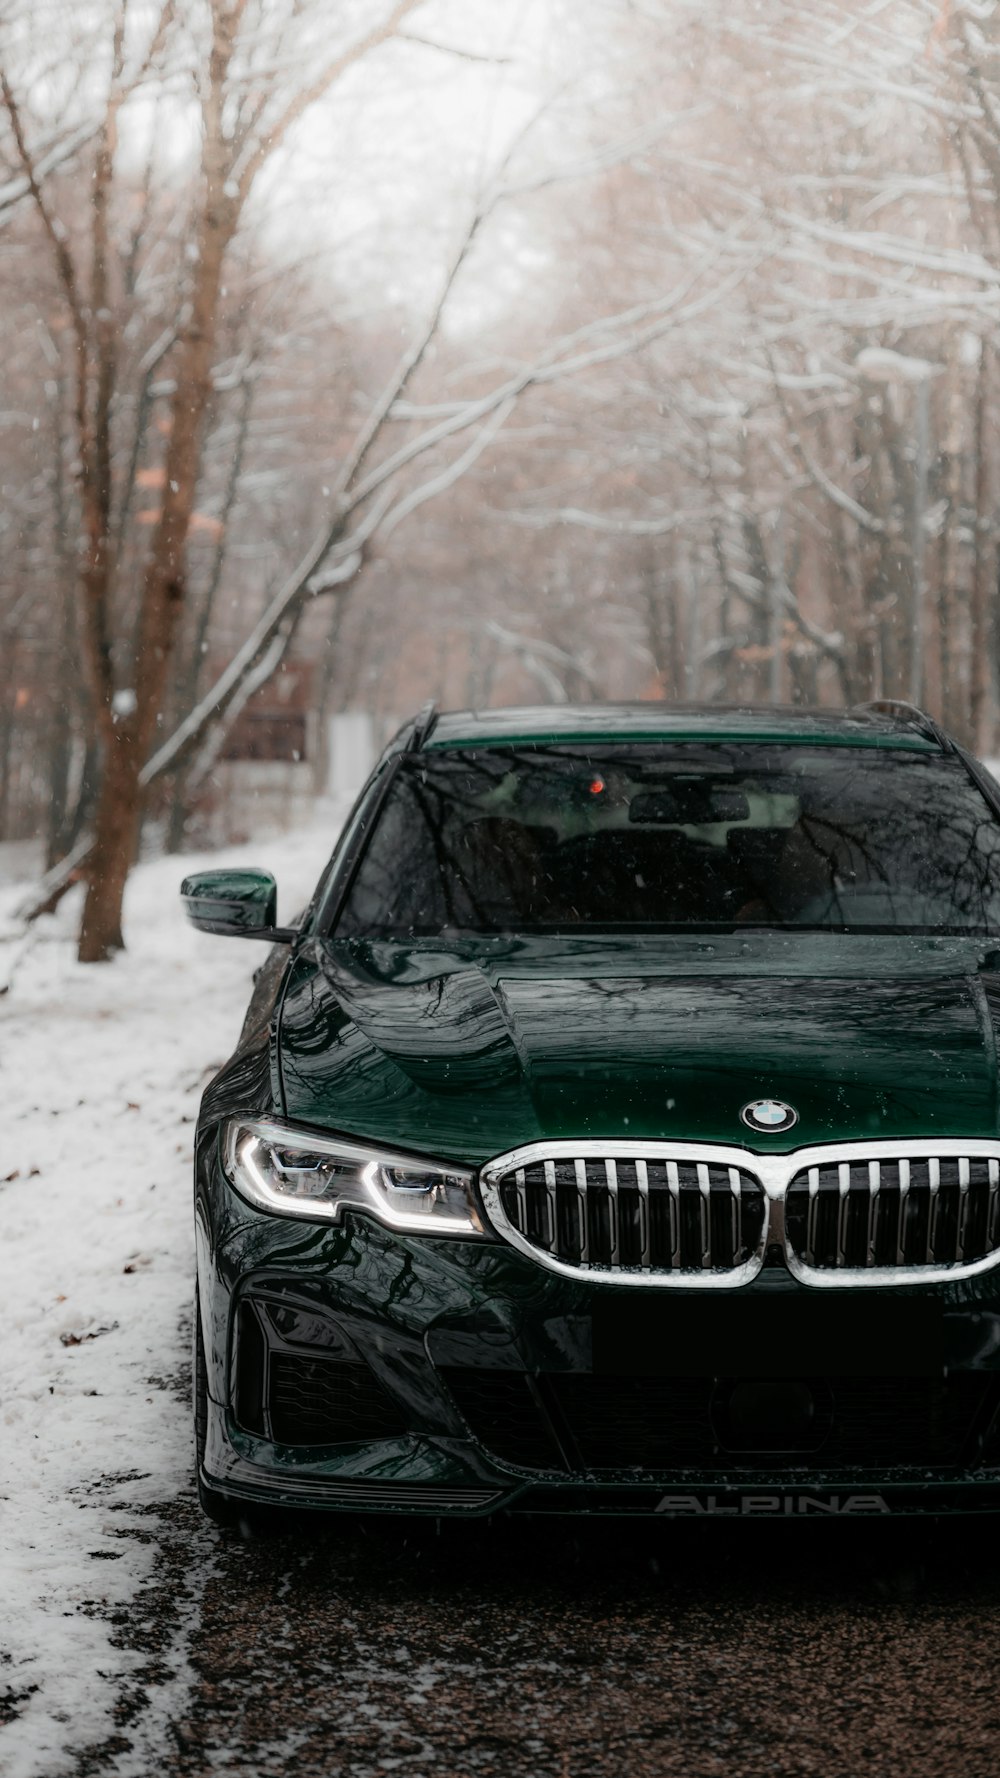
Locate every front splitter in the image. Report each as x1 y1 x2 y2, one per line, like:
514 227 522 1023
201 1460 1000 1519
505 1481 1000 1517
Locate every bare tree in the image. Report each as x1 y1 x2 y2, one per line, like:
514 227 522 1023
2 0 426 958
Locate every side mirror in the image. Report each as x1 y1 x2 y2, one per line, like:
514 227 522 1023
180 869 297 942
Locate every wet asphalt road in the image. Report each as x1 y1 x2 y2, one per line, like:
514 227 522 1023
76 1493 1000 1778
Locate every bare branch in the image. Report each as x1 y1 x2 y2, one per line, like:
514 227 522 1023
506 504 719 535
0 118 101 223
138 551 363 786
232 0 428 199
350 253 755 515
396 31 513 64
377 398 517 542
0 73 89 360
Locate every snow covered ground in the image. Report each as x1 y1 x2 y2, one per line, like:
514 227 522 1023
5 758 1000 1777
0 805 350 1778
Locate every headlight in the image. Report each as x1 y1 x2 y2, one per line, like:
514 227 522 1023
222 1118 488 1238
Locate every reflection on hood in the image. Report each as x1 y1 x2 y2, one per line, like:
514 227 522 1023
275 933 1000 1166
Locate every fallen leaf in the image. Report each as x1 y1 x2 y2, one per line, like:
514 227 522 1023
60 1321 119 1348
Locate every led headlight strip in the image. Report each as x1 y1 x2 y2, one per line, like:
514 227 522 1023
222 1118 487 1238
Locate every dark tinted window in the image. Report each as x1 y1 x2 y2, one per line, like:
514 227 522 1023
334 744 1000 937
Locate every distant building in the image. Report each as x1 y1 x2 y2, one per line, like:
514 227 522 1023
202 662 379 840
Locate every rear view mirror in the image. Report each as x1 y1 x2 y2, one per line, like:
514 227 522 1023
702 789 751 823
180 869 296 941
630 786 751 825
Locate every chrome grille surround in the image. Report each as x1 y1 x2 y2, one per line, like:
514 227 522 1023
478 1138 1000 1289
785 1153 1000 1276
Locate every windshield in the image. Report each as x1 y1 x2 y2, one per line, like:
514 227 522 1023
333 743 1000 938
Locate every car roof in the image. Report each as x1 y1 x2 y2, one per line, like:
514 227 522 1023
410 702 946 753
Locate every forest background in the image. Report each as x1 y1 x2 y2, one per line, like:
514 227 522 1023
3 0 1000 958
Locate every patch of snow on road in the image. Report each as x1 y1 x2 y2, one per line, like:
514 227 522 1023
0 808 348 1777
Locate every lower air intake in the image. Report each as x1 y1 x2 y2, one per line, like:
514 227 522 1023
441 1369 993 1474
268 1353 405 1448
232 1295 407 1448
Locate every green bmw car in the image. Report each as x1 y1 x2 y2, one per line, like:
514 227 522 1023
184 700 1000 1521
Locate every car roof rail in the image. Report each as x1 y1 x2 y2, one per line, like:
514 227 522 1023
405 700 438 751
852 698 953 751
368 702 439 776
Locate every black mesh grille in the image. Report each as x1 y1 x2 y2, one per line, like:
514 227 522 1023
268 1354 405 1448
786 1157 1000 1270
552 1377 713 1468
441 1369 563 1469
494 1155 765 1274
441 1369 991 1474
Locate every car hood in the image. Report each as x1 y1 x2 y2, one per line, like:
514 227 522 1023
276 933 1000 1168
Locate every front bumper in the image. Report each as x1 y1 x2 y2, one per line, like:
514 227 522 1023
198 1176 1000 1520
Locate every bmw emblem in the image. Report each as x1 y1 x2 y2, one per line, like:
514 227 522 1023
740 1098 798 1134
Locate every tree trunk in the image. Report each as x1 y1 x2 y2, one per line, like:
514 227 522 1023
165 376 253 853
77 726 142 960
75 94 238 957
969 350 993 755
45 705 73 870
